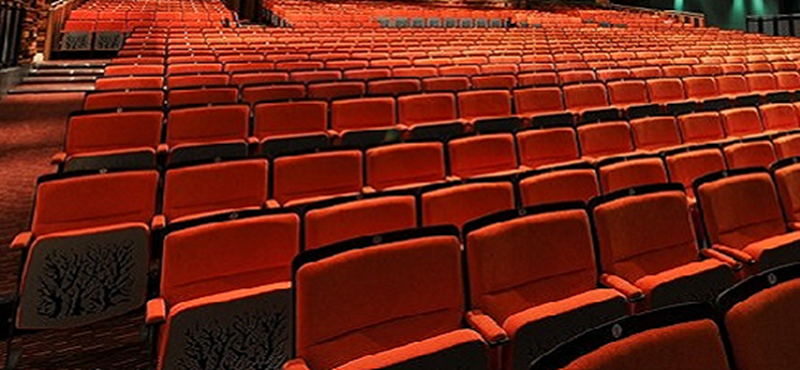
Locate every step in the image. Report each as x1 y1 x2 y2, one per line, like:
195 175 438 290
22 75 97 83
29 68 105 76
9 82 95 94
33 60 109 69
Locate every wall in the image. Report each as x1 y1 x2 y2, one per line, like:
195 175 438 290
644 0 779 30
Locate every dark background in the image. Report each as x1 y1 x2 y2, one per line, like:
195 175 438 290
612 0 794 30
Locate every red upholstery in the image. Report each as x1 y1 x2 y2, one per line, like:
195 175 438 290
272 151 363 207
421 182 515 229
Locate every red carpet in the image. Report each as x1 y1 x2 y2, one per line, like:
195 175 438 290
0 92 149 370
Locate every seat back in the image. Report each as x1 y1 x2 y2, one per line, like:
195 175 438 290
774 160 800 225
629 116 682 151
646 78 686 104
294 228 467 370
448 134 518 179
331 97 396 131
678 112 727 144
463 205 600 323
696 170 786 249
519 167 600 207
723 141 777 169
421 182 515 229
577 121 634 159
665 148 726 199
304 196 417 250
563 83 609 111
31 171 159 236
163 160 268 222
83 90 164 111
253 101 328 138
166 105 249 147
607 80 649 106
366 142 446 191
514 87 565 116
592 186 699 283
397 93 458 127
516 127 580 169
457 90 512 120
529 304 732 370
683 77 719 100
65 111 163 156
720 107 764 137
718 263 800 370
598 157 669 194
759 103 799 131
161 212 300 304
272 150 363 206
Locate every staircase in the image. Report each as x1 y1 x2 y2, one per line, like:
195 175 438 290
9 60 107 94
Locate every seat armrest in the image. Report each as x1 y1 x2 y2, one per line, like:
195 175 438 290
283 359 311 370
10 232 33 250
265 199 281 209
156 143 169 156
789 222 800 231
396 124 408 131
466 310 509 347
701 248 743 271
600 274 644 302
146 298 166 325
712 245 756 265
151 215 166 231
445 176 461 183
247 136 260 145
326 129 340 137
362 186 377 194
50 152 67 165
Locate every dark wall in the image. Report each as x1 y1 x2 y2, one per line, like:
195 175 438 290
641 0 779 30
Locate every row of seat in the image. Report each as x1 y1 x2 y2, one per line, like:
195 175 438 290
15 164 800 369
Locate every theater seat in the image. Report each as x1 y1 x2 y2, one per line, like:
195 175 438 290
303 196 417 250
83 90 164 111
629 116 684 152
516 125 585 169
696 169 800 274
529 304 733 370
577 121 636 161
463 204 627 370
420 181 515 230
563 83 620 123
759 103 800 133
366 142 447 191
514 87 574 128
289 228 491 370
11 171 159 330
597 155 669 194
162 159 269 223
448 134 525 179
397 93 466 141
253 101 330 158
272 150 363 207
592 184 736 310
677 111 729 144
331 97 401 147
165 105 250 166
646 78 696 116
723 140 777 169
54 111 162 172
457 90 521 133
147 212 299 370
717 263 800 370
720 107 766 138
664 147 727 200
518 164 600 207
607 80 659 119
773 158 800 229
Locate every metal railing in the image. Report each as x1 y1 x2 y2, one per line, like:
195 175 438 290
747 14 800 37
0 1 25 68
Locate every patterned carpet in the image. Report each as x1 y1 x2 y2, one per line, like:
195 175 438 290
0 92 149 370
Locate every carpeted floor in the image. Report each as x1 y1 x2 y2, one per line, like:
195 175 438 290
0 92 149 369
